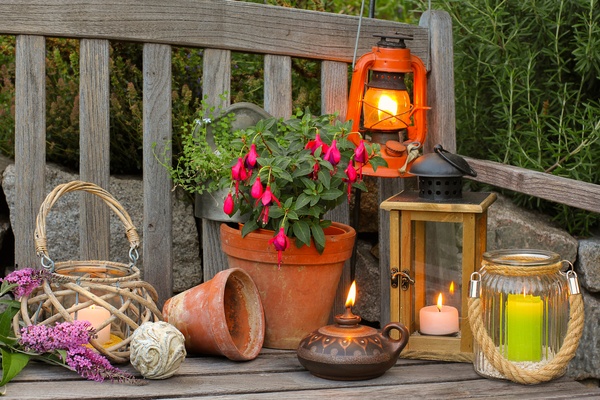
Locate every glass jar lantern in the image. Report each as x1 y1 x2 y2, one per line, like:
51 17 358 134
469 249 584 384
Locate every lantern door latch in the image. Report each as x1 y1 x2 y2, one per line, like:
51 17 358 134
391 268 414 290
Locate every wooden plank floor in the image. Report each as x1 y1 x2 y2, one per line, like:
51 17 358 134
4 350 600 399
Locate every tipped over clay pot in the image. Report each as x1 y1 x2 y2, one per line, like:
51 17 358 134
163 268 265 361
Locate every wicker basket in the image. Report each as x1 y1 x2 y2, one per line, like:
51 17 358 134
14 180 163 363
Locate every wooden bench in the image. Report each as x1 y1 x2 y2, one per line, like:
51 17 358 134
2 0 457 315
4 0 598 321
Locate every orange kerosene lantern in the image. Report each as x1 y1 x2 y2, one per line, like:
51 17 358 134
347 34 428 177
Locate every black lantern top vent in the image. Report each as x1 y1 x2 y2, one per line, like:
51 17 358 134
409 145 477 201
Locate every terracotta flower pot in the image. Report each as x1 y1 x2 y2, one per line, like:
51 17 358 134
220 222 356 350
162 268 264 361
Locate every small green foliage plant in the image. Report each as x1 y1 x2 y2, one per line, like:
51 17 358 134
155 98 243 196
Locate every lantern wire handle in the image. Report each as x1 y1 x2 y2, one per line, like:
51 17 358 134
352 0 367 69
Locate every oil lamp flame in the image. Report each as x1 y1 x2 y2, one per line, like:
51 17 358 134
436 293 443 312
345 281 357 308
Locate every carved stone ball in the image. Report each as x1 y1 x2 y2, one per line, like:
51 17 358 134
130 321 187 379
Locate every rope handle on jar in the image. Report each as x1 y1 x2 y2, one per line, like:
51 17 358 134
468 262 584 385
35 180 140 272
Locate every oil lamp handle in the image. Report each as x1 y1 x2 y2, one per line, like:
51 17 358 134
381 322 410 354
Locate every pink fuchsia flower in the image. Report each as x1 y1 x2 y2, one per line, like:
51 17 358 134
323 139 341 166
245 144 258 169
354 140 368 164
343 164 359 202
231 157 249 181
308 160 320 180
269 227 290 269
305 132 329 155
250 176 264 199
1 268 48 298
223 191 235 215
256 185 280 225
231 157 250 196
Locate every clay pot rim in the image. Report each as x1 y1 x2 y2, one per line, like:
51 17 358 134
220 222 356 264
208 268 265 360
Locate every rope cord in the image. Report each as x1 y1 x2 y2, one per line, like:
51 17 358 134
482 261 562 277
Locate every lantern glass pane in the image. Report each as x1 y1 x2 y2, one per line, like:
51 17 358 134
362 87 411 131
413 221 463 336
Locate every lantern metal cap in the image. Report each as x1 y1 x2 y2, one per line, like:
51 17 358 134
374 33 413 49
409 145 477 178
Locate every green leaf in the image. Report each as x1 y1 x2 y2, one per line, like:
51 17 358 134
241 220 259 237
0 349 30 387
310 224 326 253
319 188 344 201
317 169 331 189
292 163 313 178
294 193 312 210
0 301 20 341
368 156 388 171
292 220 311 247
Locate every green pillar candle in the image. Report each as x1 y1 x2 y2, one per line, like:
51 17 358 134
506 293 543 362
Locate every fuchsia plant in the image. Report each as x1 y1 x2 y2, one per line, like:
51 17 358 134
224 111 386 266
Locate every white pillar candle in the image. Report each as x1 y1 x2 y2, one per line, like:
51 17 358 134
419 293 459 335
75 305 111 345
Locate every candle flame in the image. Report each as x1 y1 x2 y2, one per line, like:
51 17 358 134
345 281 357 308
436 293 443 312
449 281 455 295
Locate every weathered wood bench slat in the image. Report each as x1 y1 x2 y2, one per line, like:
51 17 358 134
0 0 430 65
3 353 599 399
142 43 173 304
79 38 110 261
465 157 600 214
14 34 46 270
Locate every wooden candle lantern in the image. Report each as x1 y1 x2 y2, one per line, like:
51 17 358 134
381 190 496 362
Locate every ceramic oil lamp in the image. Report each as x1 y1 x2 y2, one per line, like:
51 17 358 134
297 282 409 380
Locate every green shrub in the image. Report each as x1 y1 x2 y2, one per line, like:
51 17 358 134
434 0 600 236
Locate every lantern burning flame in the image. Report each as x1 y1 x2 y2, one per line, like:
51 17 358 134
436 293 444 312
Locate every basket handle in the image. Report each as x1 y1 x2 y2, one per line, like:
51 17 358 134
34 180 140 270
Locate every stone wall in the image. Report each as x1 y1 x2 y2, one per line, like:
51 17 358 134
0 163 202 293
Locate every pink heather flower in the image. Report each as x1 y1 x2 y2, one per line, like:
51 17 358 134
245 144 258 169
20 320 92 353
65 346 139 384
269 227 290 269
305 132 329 155
250 176 264 199
223 191 235 215
354 140 368 164
323 139 341 166
344 164 358 202
2 268 48 298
